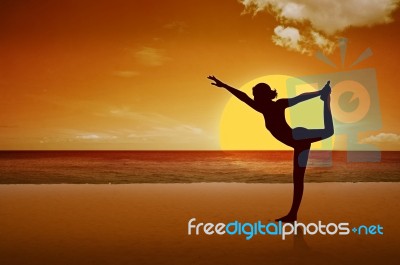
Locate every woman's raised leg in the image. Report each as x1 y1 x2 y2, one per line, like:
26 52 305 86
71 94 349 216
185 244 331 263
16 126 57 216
292 94 334 142
322 95 334 138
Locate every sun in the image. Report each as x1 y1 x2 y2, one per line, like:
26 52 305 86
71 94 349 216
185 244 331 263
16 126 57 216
219 75 330 150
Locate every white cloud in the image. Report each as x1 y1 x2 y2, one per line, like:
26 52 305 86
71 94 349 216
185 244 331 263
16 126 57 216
127 125 203 143
311 31 335 54
135 46 170 66
272 26 336 55
29 102 210 148
113 70 139 78
76 134 100 140
272 25 302 53
360 133 400 144
163 21 188 33
38 131 119 144
105 107 170 124
75 134 117 140
239 0 400 54
96 106 205 144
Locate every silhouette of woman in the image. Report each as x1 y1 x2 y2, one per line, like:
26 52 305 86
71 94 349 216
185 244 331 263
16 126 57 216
208 76 334 223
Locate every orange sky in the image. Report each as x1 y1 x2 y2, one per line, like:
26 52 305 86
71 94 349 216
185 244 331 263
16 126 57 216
0 0 399 150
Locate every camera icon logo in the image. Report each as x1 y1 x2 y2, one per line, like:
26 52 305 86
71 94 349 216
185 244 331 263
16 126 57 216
286 41 382 165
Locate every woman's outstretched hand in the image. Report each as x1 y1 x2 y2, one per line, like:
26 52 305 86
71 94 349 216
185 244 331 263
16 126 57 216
207 75 226 88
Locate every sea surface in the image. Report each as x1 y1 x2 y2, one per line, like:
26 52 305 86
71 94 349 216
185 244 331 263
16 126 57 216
0 151 399 184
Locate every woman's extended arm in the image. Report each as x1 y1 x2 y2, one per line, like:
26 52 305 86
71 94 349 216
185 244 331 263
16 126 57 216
288 81 330 106
208 75 259 111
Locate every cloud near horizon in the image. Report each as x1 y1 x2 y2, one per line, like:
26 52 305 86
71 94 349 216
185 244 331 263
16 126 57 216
360 133 400 144
239 0 400 54
99 107 206 144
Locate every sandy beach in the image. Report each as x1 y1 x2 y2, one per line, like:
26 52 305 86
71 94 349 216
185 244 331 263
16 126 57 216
0 183 399 265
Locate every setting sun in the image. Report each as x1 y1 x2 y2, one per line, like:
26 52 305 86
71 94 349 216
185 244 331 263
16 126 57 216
219 75 333 150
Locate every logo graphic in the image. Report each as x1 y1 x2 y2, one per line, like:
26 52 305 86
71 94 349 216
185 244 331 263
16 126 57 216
188 218 384 241
286 38 382 164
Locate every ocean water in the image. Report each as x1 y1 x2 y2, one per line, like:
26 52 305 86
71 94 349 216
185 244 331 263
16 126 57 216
0 151 399 184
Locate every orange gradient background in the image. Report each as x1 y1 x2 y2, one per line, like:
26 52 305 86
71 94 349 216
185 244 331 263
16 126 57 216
0 0 399 150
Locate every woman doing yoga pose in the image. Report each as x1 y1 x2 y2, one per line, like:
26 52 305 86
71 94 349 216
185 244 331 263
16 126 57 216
208 75 334 223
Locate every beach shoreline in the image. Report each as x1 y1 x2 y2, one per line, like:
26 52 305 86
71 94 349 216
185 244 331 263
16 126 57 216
1 183 399 264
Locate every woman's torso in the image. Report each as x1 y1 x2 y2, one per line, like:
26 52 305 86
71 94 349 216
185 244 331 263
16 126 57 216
258 99 296 147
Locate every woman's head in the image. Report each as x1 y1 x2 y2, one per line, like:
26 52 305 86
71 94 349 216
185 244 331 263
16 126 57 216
252 83 277 101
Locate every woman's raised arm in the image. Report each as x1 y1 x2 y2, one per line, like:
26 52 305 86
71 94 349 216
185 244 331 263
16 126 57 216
208 76 259 111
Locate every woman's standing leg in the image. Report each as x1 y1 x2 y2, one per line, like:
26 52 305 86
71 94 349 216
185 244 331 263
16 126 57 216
276 144 311 223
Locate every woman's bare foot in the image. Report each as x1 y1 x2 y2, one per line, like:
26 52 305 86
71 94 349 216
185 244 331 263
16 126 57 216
275 214 297 223
320 91 331 101
320 81 331 101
